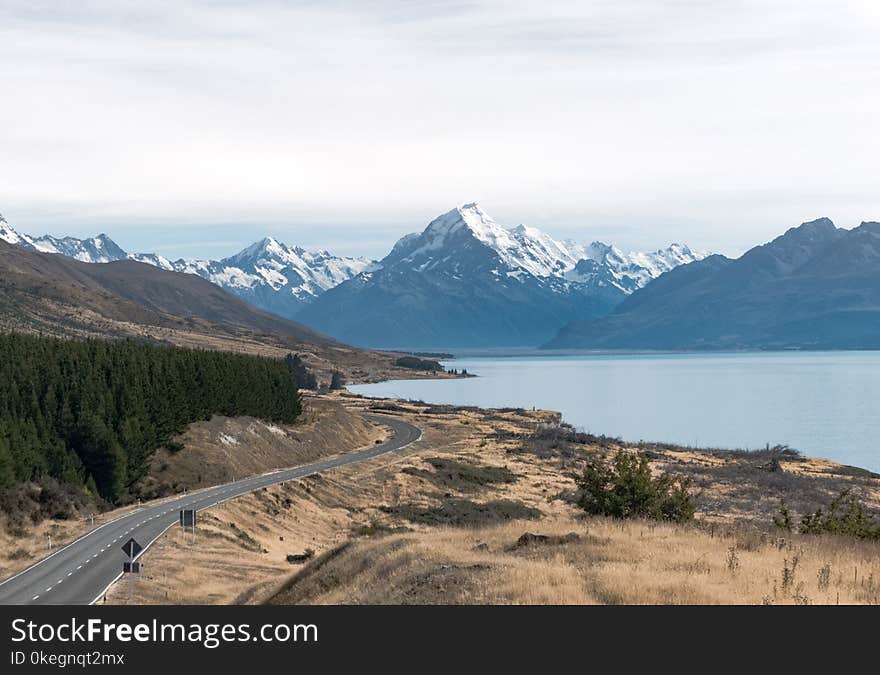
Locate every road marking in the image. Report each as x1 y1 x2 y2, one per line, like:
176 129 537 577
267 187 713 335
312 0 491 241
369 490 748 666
45 587 52 592
67 572 73 577
32 595 39 601
57 579 63 584
77 565 82 570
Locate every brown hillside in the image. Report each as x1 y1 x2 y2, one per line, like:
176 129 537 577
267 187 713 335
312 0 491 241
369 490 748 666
0 239 332 344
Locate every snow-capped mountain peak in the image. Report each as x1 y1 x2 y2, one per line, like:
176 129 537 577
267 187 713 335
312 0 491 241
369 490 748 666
396 203 500 257
0 214 27 245
215 235 374 297
0 217 126 262
398 203 579 278
225 236 289 265
29 233 128 263
390 203 705 290
563 239 707 292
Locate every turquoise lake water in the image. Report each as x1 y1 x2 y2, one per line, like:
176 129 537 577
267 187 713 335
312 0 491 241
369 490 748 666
350 352 880 472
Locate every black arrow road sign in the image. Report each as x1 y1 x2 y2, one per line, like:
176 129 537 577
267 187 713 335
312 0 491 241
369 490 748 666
121 537 143 558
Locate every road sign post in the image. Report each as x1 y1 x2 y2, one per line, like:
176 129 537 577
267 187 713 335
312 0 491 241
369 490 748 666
121 538 143 604
179 509 196 545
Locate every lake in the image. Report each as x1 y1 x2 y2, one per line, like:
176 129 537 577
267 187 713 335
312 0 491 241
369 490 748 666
350 352 880 473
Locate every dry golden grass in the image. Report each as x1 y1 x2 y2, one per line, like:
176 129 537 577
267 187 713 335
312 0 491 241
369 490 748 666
269 516 880 605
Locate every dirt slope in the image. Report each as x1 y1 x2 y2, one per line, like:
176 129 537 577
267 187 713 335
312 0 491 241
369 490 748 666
139 395 388 499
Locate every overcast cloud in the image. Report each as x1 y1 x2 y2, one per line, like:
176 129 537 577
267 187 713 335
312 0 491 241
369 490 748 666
1 1 878 259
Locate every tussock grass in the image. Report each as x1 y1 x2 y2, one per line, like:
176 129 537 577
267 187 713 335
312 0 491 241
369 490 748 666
381 498 542 526
269 516 880 605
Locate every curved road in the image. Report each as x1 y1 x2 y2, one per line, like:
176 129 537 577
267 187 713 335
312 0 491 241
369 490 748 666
0 414 420 605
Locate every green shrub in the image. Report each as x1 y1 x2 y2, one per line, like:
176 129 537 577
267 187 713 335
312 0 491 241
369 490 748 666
798 490 879 539
574 450 695 523
329 371 346 390
773 498 793 532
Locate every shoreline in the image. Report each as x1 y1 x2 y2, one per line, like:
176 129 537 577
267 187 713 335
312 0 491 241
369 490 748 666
343 389 880 480
346 350 880 476
371 347 880 359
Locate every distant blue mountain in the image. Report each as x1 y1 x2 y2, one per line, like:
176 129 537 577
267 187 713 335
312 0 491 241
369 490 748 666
544 218 880 350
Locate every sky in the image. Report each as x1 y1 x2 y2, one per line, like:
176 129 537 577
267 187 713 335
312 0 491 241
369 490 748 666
1 0 879 260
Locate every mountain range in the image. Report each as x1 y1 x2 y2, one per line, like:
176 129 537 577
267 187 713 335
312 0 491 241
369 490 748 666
545 217 880 351
1 207 705 348
0 231 331 347
1 213 373 319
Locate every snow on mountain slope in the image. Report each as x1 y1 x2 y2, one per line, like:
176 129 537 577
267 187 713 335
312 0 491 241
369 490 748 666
392 203 578 278
215 237 375 301
148 239 374 314
128 252 176 270
564 241 705 293
388 203 705 292
28 233 128 263
0 214 28 246
3 215 130 263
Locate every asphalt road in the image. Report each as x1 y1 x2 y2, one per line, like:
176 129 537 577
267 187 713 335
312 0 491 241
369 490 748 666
0 414 421 605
